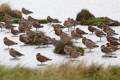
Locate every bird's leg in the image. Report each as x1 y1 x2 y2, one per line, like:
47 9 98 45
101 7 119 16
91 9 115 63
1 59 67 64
41 62 43 65
89 48 92 52
36 28 37 32
0 27 2 31
74 25 75 30
6 29 10 33
38 28 39 31
36 44 42 49
7 29 11 33
48 23 52 26
92 32 93 34
50 22 52 26
68 27 69 32
46 43 48 47
100 37 101 42
38 45 41 48
70 57 73 61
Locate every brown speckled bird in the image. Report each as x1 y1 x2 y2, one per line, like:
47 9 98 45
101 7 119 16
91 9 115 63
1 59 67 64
64 21 71 31
88 25 98 34
52 24 64 28
69 50 81 58
64 45 73 55
60 32 72 42
71 30 83 41
11 27 19 36
82 37 86 45
4 37 17 48
22 8 33 15
47 16 59 24
76 28 88 35
109 39 120 46
101 45 113 55
36 53 52 64
82 37 99 52
32 21 43 31
19 34 30 44
25 28 36 37
64 45 82 58
95 22 106 29
106 30 118 36
106 36 119 42
9 48 24 59
33 35 42 48
28 16 37 22
103 26 117 36
95 30 106 41
106 43 120 51
54 27 62 36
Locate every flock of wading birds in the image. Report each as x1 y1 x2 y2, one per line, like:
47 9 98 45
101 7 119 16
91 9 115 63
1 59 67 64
0 8 120 65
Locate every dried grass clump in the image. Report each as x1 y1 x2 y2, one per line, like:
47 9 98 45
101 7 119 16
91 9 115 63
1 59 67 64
0 3 22 19
0 62 120 80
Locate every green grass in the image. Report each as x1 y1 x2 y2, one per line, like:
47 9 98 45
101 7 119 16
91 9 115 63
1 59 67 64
80 17 104 25
108 20 120 26
102 55 117 58
76 9 95 21
0 63 120 80
79 17 120 26
70 45 84 55
37 19 48 24
0 16 4 22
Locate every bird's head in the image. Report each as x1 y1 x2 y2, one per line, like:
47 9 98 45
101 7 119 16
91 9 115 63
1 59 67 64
19 35 24 40
101 45 105 49
4 37 8 41
36 53 41 57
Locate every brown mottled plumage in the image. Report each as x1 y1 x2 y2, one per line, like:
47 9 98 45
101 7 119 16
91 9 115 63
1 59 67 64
106 36 119 42
32 21 43 31
19 35 30 44
106 43 120 51
95 30 106 41
36 53 51 64
88 25 98 34
47 16 58 23
11 27 19 35
22 8 33 15
82 37 99 52
9 48 24 58
101 45 113 55
76 28 88 35
64 45 82 58
109 39 120 46
4 37 17 48
71 30 83 40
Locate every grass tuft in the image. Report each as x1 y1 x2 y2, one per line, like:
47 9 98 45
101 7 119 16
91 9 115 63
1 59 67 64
0 62 120 80
0 3 22 21
76 9 95 21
